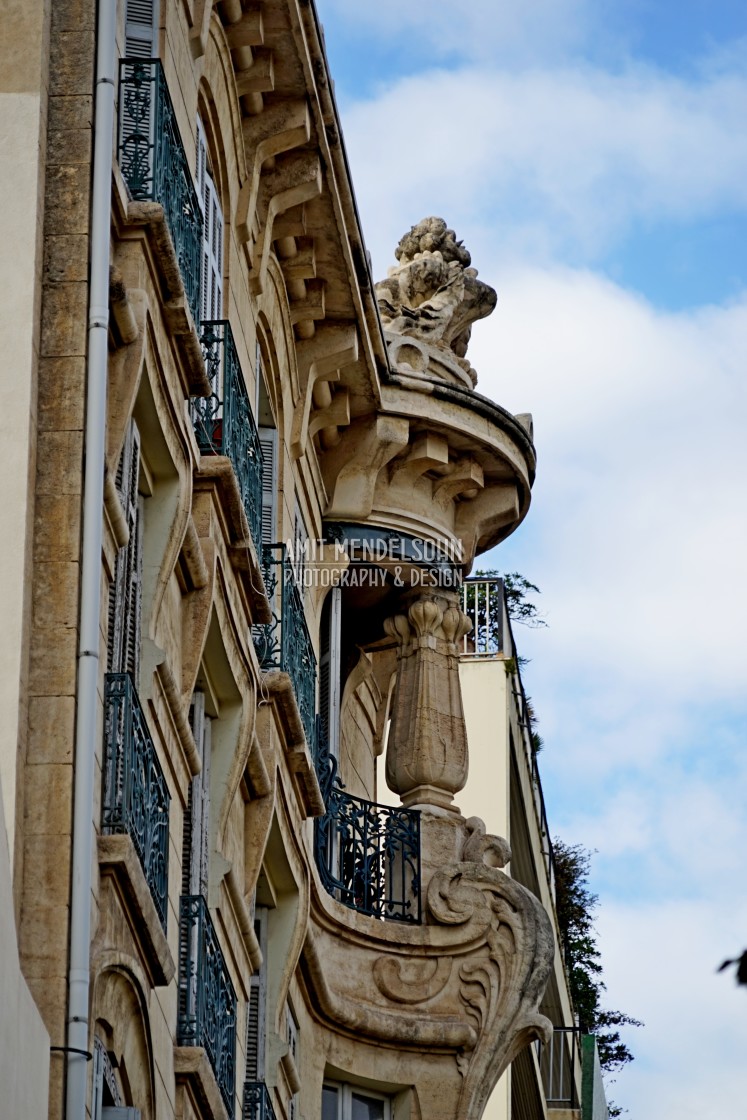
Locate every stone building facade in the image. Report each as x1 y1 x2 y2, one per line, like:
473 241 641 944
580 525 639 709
0 2 598 1119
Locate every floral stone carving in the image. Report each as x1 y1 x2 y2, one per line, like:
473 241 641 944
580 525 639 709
375 217 497 386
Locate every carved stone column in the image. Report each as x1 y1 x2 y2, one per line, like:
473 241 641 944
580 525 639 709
384 590 471 813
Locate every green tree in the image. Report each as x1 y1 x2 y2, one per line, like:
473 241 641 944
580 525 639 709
553 839 642 1077
474 568 547 628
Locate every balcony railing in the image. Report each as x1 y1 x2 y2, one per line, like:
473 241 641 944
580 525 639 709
315 779 421 923
253 545 316 746
117 59 202 326
460 577 506 656
243 1081 277 1120
193 320 264 546
178 895 237 1114
535 1027 580 1109
102 673 170 928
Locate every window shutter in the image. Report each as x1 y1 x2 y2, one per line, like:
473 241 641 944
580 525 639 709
246 908 268 1080
319 588 342 760
196 117 223 324
125 0 158 58
108 421 143 682
258 427 278 546
187 692 212 898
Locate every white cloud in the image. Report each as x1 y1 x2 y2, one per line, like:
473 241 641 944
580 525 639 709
340 65 747 269
598 896 747 1118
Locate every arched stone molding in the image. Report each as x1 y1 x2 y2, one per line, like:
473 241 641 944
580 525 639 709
90 958 157 1120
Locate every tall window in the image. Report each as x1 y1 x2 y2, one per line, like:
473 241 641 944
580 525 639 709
196 117 224 324
322 1083 391 1120
108 420 143 681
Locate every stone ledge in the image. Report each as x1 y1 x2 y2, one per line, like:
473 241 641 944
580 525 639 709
263 670 325 817
97 834 175 987
174 1045 229 1120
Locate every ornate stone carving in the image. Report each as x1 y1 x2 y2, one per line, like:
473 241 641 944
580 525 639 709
375 217 497 385
384 591 472 813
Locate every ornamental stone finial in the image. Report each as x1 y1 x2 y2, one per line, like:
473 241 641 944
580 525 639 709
375 217 497 387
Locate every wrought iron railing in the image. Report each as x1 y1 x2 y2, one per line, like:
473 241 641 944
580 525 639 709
243 1081 277 1120
534 1026 580 1109
117 59 202 326
315 781 421 923
253 545 316 746
192 321 263 546
178 895 237 1114
102 673 170 928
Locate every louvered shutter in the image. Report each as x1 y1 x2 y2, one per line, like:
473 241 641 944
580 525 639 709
258 427 277 546
187 692 212 899
196 117 223 325
319 588 342 761
125 0 158 58
246 908 268 1080
108 421 143 683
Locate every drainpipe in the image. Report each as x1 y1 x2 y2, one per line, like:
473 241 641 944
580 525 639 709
66 1 116 1117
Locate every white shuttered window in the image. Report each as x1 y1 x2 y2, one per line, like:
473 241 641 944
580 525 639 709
108 420 144 682
196 117 224 324
124 0 158 58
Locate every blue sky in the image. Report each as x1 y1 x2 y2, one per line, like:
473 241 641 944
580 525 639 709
315 1 747 1116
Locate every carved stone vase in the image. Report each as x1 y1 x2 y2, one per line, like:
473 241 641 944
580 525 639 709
384 590 472 812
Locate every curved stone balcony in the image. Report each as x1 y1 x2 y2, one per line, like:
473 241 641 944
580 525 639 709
319 219 536 569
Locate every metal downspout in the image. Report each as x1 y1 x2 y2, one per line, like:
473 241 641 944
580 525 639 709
66 1 116 1116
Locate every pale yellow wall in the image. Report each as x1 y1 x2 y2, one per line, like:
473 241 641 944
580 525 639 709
0 772 50 1113
459 657 510 836
481 1069 511 1120
0 4 49 862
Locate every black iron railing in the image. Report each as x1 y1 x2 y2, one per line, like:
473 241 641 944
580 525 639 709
178 895 237 1114
102 673 170 928
535 1026 580 1109
192 320 264 546
253 545 316 746
243 1081 277 1120
315 781 421 923
117 59 202 326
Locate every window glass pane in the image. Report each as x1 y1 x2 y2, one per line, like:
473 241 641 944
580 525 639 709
351 1092 386 1120
322 1086 339 1120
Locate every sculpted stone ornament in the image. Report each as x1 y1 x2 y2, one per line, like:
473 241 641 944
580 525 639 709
306 812 554 1120
375 217 497 386
383 590 472 813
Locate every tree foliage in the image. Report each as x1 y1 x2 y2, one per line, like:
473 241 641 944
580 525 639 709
474 568 547 628
553 839 642 1075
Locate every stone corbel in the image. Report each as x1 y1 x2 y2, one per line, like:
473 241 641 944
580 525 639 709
432 457 484 507
289 277 325 325
308 389 350 444
279 239 316 282
426 819 554 1118
236 101 311 248
290 323 358 459
224 10 264 49
455 485 521 560
180 534 216 700
324 415 410 520
247 152 322 293
235 49 274 96
389 432 449 486
188 0 213 59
